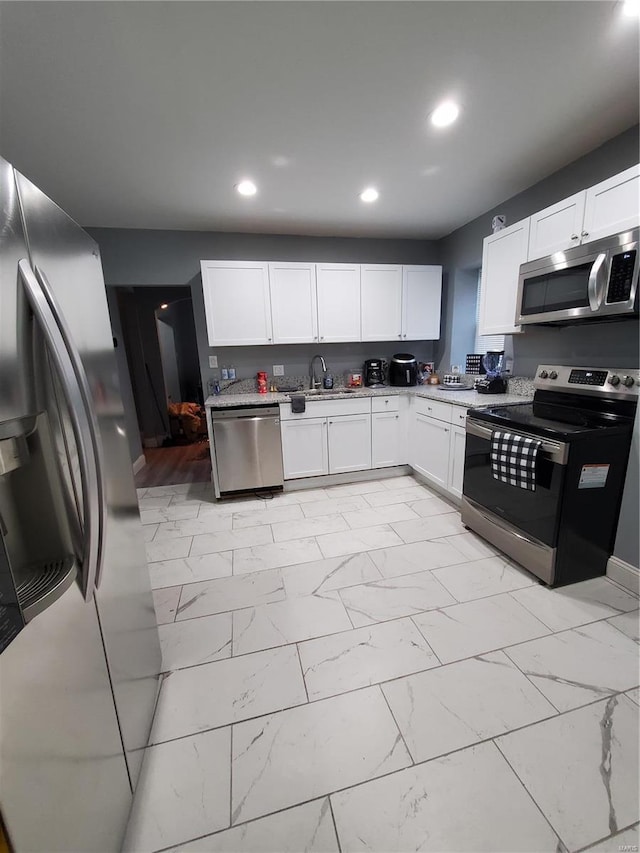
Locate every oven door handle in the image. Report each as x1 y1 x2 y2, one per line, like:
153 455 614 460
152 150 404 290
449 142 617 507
465 419 568 465
588 252 607 311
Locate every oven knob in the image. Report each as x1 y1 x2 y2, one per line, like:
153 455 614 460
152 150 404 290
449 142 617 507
549 371 558 379
609 375 621 386
539 370 548 379
622 376 635 388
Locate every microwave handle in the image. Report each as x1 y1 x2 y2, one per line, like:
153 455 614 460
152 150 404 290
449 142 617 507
588 253 607 311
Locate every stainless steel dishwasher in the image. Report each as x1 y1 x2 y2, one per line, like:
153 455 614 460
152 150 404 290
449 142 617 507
210 405 284 494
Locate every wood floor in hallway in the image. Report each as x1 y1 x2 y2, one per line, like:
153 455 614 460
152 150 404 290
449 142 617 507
134 442 212 488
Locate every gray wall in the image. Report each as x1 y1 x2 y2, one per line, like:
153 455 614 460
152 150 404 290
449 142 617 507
89 229 441 400
436 124 640 375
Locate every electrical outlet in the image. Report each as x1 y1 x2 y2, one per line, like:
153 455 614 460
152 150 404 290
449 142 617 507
273 364 284 376
209 356 218 369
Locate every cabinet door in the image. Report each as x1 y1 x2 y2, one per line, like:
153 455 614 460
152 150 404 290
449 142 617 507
281 418 328 479
361 265 403 341
269 262 318 344
411 413 450 488
527 192 586 260
201 261 272 346
401 266 442 341
372 412 403 468
327 414 372 474
583 164 640 243
479 218 530 336
316 264 361 342
447 425 466 499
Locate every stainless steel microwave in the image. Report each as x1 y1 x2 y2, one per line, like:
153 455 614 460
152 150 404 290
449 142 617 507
516 229 639 326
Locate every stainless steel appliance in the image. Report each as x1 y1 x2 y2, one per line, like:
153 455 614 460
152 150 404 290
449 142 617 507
364 358 385 387
389 353 417 386
516 229 639 326
462 364 639 586
0 157 161 851
211 405 284 495
475 351 507 394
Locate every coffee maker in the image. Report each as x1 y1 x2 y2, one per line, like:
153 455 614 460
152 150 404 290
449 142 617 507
364 359 386 388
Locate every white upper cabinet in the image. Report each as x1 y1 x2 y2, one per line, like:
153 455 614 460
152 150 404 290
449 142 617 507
316 263 361 342
360 265 403 341
527 192 586 260
479 218 530 336
402 266 442 341
583 164 640 243
201 261 272 346
269 262 318 344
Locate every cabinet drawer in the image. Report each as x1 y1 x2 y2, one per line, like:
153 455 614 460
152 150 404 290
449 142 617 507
450 406 469 426
279 397 371 421
413 396 452 423
371 396 400 413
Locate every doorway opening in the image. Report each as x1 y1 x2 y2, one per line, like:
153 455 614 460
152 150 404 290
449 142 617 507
112 285 211 488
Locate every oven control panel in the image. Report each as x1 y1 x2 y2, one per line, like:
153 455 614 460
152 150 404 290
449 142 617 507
535 365 640 398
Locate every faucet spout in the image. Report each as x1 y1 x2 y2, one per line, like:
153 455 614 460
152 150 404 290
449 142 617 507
310 354 327 389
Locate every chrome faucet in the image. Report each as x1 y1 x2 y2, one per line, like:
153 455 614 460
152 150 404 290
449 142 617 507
310 354 327 389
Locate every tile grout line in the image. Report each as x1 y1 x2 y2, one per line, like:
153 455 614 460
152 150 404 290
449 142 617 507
501 645 563 715
328 795 343 853
491 736 569 851
229 723 233 830
377 683 415 765
145 665 639 751
573 821 640 853
153 601 639 681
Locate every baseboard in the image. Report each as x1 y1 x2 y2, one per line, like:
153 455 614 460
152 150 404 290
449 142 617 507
606 555 640 594
133 454 146 474
283 466 411 492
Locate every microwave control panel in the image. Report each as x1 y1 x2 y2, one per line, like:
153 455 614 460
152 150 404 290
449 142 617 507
606 250 636 303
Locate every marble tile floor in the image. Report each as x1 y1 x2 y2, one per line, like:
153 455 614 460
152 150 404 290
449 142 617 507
128 476 640 853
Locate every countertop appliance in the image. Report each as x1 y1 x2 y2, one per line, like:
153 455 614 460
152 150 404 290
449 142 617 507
0 157 161 851
462 364 638 587
516 229 639 326
475 351 507 394
210 404 284 495
389 353 418 387
364 358 385 387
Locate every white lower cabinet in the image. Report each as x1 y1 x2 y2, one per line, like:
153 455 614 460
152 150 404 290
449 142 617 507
327 414 372 474
411 413 451 489
281 418 328 479
371 412 402 468
447 425 466 500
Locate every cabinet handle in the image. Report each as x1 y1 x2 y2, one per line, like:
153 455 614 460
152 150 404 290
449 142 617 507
329 421 333 425
320 336 324 340
570 234 578 240
581 231 589 238
395 415 399 419
268 337 272 341
398 334 402 338
444 428 449 432
403 334 407 338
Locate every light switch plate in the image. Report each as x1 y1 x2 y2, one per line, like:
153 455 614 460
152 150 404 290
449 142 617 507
209 356 218 369
273 364 284 376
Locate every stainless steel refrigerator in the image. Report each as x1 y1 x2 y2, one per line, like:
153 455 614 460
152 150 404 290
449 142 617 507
0 156 161 852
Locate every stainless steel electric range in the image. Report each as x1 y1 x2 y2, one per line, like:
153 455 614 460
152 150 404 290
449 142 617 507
462 364 639 587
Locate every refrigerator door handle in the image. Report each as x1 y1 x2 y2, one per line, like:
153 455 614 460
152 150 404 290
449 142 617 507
18 259 106 599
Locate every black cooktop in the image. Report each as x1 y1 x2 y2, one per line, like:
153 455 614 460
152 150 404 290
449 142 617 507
469 401 634 441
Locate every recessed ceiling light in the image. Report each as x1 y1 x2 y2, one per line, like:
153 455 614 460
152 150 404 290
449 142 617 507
360 187 379 203
622 0 639 15
160 303 168 309
236 180 257 196
430 101 460 128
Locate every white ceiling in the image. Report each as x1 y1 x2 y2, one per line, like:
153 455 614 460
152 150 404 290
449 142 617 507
0 1 638 239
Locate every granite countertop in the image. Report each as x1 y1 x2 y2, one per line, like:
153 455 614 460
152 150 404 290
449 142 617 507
205 384 531 410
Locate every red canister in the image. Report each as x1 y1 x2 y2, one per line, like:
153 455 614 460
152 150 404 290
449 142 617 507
257 371 268 394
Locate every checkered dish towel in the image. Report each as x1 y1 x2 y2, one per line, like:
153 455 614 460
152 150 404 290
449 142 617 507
490 430 542 491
